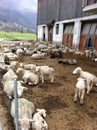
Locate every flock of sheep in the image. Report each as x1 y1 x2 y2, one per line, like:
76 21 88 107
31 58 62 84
0 41 97 130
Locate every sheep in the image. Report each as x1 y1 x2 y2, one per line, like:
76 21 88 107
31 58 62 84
10 61 20 71
72 67 97 94
5 52 18 61
36 44 47 50
36 65 55 83
22 63 36 73
11 98 35 130
74 77 86 105
31 53 46 60
50 51 62 58
32 109 48 130
3 80 27 99
2 68 18 83
16 68 39 85
58 59 77 65
16 48 24 58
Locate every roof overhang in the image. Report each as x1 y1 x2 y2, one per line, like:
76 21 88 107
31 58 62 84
83 3 97 13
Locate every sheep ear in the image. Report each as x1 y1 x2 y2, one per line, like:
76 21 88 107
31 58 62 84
36 108 40 112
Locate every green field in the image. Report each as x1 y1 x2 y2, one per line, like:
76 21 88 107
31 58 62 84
0 31 36 39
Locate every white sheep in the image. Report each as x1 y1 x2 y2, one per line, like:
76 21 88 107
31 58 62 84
36 65 55 83
3 80 27 99
5 52 18 61
11 98 35 130
2 68 18 83
74 77 86 105
10 61 20 71
31 53 46 60
16 48 24 59
73 67 97 94
22 63 36 73
16 68 39 85
32 109 48 130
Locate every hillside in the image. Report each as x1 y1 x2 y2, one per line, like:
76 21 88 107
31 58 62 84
0 0 37 31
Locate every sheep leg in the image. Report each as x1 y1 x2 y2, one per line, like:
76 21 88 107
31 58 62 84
87 85 91 94
90 80 93 91
41 73 44 83
86 81 91 94
74 88 78 103
50 73 54 83
80 89 85 105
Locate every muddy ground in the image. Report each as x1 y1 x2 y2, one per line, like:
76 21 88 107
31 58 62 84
0 40 97 130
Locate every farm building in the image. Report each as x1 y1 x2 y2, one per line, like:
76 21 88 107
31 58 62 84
37 0 97 51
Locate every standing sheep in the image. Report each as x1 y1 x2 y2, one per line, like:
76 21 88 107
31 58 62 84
72 67 97 94
36 65 55 83
74 77 86 105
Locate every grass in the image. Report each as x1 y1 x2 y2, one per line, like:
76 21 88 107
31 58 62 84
0 31 36 39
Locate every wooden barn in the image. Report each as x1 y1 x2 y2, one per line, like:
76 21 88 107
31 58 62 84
37 0 97 51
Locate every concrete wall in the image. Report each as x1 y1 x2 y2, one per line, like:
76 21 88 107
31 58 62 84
37 14 97 50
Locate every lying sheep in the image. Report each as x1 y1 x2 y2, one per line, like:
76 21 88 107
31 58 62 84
72 67 97 94
11 98 35 130
50 51 62 58
58 59 77 65
3 80 27 99
3 68 18 83
16 68 39 85
16 48 24 60
5 52 18 61
36 65 55 83
21 63 36 73
10 61 20 71
74 77 86 105
32 109 48 130
31 53 46 60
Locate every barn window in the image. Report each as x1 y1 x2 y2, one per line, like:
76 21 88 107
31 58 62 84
89 23 97 34
64 24 74 34
56 24 59 34
85 36 95 49
82 23 91 34
95 26 97 34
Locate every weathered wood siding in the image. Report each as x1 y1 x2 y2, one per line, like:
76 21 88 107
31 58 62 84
37 0 92 25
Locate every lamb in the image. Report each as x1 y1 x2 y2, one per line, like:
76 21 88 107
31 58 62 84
3 80 27 99
32 109 48 130
31 53 46 60
11 98 35 130
74 77 86 105
72 67 97 94
16 68 39 85
36 65 55 83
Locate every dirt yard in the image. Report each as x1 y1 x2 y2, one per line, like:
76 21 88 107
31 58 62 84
0 40 97 130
